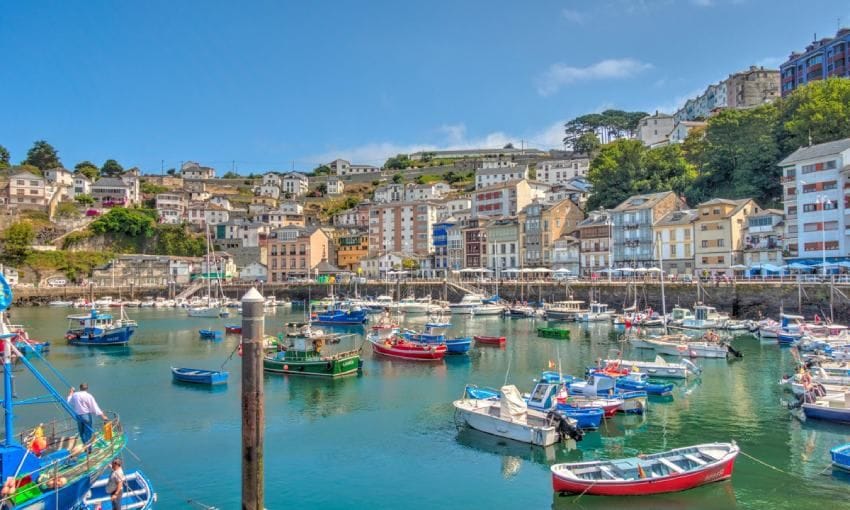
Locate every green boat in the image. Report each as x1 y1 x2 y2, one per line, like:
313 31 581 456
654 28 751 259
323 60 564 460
537 326 571 339
263 323 362 378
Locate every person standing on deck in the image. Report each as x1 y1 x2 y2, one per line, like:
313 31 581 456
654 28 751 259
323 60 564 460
106 458 125 509
67 383 108 447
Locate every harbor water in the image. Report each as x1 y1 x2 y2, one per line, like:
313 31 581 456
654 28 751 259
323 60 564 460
7 306 850 509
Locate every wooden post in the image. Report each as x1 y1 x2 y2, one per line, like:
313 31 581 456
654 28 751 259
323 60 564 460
241 287 265 510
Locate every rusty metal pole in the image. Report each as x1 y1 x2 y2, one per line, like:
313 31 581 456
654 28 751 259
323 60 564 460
241 287 265 510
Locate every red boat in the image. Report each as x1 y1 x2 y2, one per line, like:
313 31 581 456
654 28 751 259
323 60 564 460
551 442 739 496
562 396 621 418
225 325 242 334
369 336 446 361
473 335 506 346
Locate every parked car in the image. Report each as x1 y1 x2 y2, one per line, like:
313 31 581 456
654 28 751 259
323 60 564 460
85 209 101 217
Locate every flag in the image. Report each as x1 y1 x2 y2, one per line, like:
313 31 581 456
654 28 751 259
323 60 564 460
637 464 646 479
548 359 556 369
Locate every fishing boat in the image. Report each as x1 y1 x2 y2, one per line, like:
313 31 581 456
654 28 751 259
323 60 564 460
171 367 229 385
397 296 443 315
448 294 487 315
830 444 850 471
400 330 471 354
224 325 242 334
680 304 728 330
664 307 694 328
465 382 601 430
550 442 739 496
0 273 129 509
65 307 137 346
600 356 701 379
537 372 623 418
83 469 156 509
567 374 648 414
507 305 538 318
368 335 446 361
639 332 733 359
543 300 586 321
474 335 506 346
472 302 505 316
801 392 850 423
198 329 223 340
263 323 362 377
311 303 368 325
453 385 583 446
537 326 570 339
580 302 615 323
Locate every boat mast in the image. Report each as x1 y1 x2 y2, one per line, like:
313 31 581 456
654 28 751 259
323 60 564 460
205 224 212 308
657 233 667 319
3 315 13 445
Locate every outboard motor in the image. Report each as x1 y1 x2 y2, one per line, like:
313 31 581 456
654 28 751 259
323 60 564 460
547 411 584 442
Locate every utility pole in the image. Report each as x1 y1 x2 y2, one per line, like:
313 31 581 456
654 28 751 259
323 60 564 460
241 288 265 510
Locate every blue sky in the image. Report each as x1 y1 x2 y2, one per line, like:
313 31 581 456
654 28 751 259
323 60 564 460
1 0 849 173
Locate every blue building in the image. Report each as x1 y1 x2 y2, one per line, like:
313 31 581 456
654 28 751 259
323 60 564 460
780 28 850 97
431 220 454 277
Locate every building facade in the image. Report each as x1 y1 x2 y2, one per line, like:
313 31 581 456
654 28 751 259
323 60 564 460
367 202 436 256
535 156 590 185
779 138 850 264
335 230 369 271
780 28 850 97
7 171 50 210
475 165 530 189
267 227 330 281
472 179 533 218
694 198 759 276
636 112 675 146
652 209 697 276
282 173 309 197
611 191 680 268
485 218 519 275
576 210 612 276
181 161 215 180
519 198 584 268
743 209 785 269
463 218 488 268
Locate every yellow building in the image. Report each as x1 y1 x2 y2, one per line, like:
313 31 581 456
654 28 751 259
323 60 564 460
652 209 697 276
694 198 760 277
335 230 369 271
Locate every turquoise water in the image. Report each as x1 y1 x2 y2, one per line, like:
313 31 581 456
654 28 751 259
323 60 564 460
6 306 850 509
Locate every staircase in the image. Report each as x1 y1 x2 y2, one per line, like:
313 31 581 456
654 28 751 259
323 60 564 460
176 280 205 300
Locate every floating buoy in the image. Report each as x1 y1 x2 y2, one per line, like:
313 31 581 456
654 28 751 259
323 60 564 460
283 365 289 370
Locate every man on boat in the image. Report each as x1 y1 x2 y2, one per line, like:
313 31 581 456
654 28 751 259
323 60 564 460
67 383 108 448
106 458 125 510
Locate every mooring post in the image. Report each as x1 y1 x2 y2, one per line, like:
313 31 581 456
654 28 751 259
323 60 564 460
241 287 265 510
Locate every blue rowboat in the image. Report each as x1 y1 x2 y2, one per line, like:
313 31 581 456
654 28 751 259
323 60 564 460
402 330 470 355
445 336 472 354
311 308 369 325
802 398 850 423
171 367 229 385
464 383 604 430
830 444 850 471
84 469 157 509
199 329 223 340
559 406 604 430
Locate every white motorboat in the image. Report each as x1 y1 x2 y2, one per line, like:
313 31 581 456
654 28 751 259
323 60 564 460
448 294 486 315
397 296 440 315
48 300 74 307
580 302 615 323
544 300 586 321
640 333 731 359
601 356 701 379
123 300 142 307
264 295 278 309
453 385 576 446
94 296 114 307
472 303 505 316
666 307 694 327
681 304 728 330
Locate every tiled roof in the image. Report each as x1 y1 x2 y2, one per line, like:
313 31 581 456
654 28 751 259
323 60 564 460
778 138 850 166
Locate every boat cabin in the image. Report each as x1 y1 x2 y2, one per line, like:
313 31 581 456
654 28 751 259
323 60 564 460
693 305 719 322
67 310 115 332
546 301 586 312
589 303 609 314
526 381 559 411
670 308 693 321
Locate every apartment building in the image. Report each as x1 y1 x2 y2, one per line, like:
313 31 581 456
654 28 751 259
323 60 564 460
779 137 850 264
674 66 779 122
519 198 584 268
472 179 535 218
156 192 187 224
463 217 488 268
333 202 371 228
636 112 675 147
743 209 785 270
576 210 612 276
780 28 850 97
8 171 50 210
181 161 216 180
653 209 697 276
435 197 471 221
611 191 681 268
373 183 405 203
335 229 369 271
281 173 309 198
485 218 519 275
367 201 436 256
552 236 580 274
267 226 330 281
475 165 529 189
694 198 759 276
535 155 590 185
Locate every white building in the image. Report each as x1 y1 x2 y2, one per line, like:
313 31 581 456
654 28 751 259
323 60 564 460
636 112 675 147
373 183 405 203
779 138 850 264
188 202 230 226
239 262 268 282
72 174 91 198
209 196 232 211
7 171 50 210
258 184 281 199
475 165 529 190
405 182 451 201
359 253 403 278
181 161 215 180
278 201 304 214
328 159 381 176
552 235 581 274
44 168 74 198
327 176 344 196
262 172 281 187
435 197 472 221
282 172 309 197
669 121 707 143
368 202 437 256
535 157 590 185
121 175 140 204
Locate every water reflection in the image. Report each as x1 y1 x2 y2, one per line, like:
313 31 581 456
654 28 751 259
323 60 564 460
455 427 557 474
553 480 738 510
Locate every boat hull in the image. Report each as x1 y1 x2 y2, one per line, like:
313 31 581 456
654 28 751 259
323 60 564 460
453 399 560 446
551 444 738 496
369 339 446 361
831 444 850 470
67 327 135 346
263 353 361 378
474 335 506 346
802 402 850 423
602 359 689 379
84 469 156 510
171 367 228 385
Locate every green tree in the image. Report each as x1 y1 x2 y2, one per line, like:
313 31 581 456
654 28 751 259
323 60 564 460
89 207 157 238
56 201 80 219
384 154 411 170
74 161 99 181
401 258 420 270
166 168 177 176
222 171 240 179
312 165 332 175
392 173 404 184
23 140 61 171
574 131 602 156
101 159 124 177
316 183 328 195
0 222 35 266
75 194 95 206
684 104 780 206
586 139 695 210
778 77 850 154
0 144 9 168
563 110 647 147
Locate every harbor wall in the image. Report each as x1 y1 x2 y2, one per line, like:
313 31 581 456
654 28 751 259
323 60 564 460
11 281 849 322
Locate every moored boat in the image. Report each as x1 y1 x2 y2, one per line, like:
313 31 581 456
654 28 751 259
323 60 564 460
171 367 229 385
83 469 156 509
601 356 701 379
551 442 739 495
544 300 586 321
474 335 506 346
198 329 223 340
311 305 368 325
65 308 136 346
224 324 242 334
368 335 446 361
830 443 850 471
537 326 570 339
263 323 361 377
802 392 850 423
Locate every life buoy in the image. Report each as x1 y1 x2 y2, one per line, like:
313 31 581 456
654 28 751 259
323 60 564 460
237 343 243 357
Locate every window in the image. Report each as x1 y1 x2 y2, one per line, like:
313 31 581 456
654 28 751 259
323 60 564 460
701 240 708 248
717 239 724 247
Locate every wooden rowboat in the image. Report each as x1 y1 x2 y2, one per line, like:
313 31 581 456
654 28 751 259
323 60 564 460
551 442 739 496
171 367 229 385
224 325 242 334
474 335 506 346
369 336 446 361
537 327 570 339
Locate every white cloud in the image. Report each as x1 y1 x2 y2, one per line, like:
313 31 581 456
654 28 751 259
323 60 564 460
536 58 653 96
307 121 573 166
561 8 586 23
